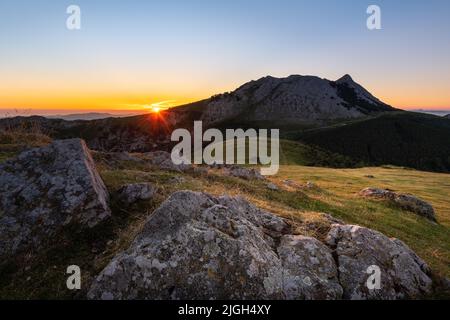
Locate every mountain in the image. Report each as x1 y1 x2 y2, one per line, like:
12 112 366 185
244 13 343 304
47 112 133 121
445 114 450 119
200 74 395 126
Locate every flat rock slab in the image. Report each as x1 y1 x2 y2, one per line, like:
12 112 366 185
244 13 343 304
0 139 110 260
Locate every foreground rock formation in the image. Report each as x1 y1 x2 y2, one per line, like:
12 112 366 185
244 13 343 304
88 191 342 299
0 139 110 260
326 225 432 299
359 188 436 222
88 191 433 300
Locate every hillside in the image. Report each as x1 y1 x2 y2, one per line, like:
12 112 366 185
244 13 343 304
289 111 450 173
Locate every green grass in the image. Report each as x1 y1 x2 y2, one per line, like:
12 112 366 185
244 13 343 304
273 165 450 278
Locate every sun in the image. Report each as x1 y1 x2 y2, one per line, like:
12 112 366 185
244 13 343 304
151 106 161 113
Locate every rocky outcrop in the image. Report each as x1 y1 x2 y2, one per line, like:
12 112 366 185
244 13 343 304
277 235 342 299
201 74 393 126
283 179 302 189
267 183 279 191
0 139 110 260
118 183 158 205
359 188 436 222
142 151 191 172
88 191 342 300
223 166 264 180
88 191 434 300
326 224 433 299
306 181 318 189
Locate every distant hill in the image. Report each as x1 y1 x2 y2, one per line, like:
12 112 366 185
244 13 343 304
47 112 145 121
289 111 450 172
411 109 450 117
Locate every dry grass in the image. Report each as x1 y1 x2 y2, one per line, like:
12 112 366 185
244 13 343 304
0 117 51 147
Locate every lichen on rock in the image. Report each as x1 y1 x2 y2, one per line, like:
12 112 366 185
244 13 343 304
0 139 111 260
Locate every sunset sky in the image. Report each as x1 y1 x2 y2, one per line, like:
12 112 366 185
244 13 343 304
1 0 450 115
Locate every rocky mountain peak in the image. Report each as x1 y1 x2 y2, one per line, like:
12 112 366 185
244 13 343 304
336 74 355 84
201 74 394 125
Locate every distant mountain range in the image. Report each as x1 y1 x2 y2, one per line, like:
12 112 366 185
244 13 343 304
1 74 450 172
411 109 450 117
47 112 146 121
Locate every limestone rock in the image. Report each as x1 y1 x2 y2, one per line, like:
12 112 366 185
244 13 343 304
142 151 191 172
267 183 279 191
201 75 393 126
224 166 264 180
325 224 433 299
359 188 436 221
277 235 342 299
306 181 318 189
0 139 110 260
283 179 302 189
118 183 157 204
88 191 343 300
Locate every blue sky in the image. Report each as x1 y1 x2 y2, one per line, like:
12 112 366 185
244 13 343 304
1 0 450 111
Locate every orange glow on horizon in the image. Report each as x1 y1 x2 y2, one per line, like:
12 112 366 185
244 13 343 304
1 81 450 113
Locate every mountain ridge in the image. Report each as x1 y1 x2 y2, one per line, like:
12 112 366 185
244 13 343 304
199 74 395 126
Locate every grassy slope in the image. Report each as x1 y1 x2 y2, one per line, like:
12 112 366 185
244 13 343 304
274 166 450 276
0 143 449 298
98 162 450 280
289 111 450 173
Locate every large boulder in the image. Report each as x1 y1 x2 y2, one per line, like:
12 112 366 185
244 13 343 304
359 188 436 222
88 192 435 300
88 191 342 300
326 224 433 299
0 139 111 260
